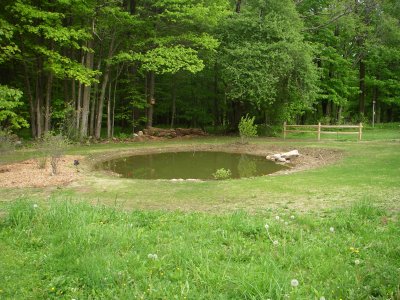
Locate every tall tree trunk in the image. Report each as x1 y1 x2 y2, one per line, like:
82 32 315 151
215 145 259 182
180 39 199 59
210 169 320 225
76 54 85 131
111 69 121 138
373 84 379 124
112 83 116 138
89 90 96 136
359 59 366 115
129 0 136 14
146 71 155 128
107 81 112 138
170 77 176 129
235 0 242 13
80 40 94 139
213 62 219 128
90 57 102 137
95 32 115 139
337 105 343 124
23 62 36 138
44 73 53 133
35 59 43 138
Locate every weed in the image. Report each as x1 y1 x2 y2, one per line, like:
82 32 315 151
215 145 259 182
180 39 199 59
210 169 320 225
212 168 232 180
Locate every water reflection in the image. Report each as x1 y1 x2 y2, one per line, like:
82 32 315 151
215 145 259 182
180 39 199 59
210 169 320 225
96 151 287 180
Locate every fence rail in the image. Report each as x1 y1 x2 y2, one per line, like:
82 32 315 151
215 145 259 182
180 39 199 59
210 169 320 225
283 122 363 141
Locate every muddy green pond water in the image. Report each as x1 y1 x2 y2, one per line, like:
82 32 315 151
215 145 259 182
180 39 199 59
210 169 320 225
97 151 287 180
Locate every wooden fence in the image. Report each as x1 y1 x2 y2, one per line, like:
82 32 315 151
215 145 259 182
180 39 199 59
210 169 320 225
283 122 363 141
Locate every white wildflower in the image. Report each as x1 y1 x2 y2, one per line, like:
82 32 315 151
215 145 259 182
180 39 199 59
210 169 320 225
290 279 299 287
275 216 280 220
264 224 269 230
273 240 279 246
354 259 360 265
284 222 288 226
148 253 158 260
320 297 326 300
329 227 335 233
33 204 38 209
290 215 295 219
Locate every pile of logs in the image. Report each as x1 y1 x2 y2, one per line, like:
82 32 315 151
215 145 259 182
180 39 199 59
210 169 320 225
143 127 207 138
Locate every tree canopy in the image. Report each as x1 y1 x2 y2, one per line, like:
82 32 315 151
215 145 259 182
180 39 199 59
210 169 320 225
0 0 399 138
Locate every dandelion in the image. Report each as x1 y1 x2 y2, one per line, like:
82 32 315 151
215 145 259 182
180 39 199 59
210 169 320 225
290 215 295 219
264 223 269 230
275 216 280 220
350 247 359 254
148 253 158 260
354 259 360 265
290 279 299 287
273 240 279 246
329 227 335 233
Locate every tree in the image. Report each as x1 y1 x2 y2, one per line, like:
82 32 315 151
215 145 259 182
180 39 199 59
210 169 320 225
218 0 318 126
2 0 98 138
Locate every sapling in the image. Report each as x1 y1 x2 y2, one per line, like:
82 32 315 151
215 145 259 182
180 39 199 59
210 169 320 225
238 114 258 143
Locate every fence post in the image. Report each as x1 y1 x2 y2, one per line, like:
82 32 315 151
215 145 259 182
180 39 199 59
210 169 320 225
358 122 363 141
283 122 286 139
317 122 321 141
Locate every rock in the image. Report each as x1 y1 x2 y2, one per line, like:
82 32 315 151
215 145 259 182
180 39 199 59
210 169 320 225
138 131 144 136
277 157 287 162
133 133 138 137
273 154 282 160
281 150 299 159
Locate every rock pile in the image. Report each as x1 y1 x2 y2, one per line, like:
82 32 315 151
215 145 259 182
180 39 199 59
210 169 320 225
266 150 300 163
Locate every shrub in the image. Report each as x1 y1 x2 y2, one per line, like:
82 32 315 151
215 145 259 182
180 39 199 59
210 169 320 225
238 114 258 143
36 132 69 175
212 168 232 180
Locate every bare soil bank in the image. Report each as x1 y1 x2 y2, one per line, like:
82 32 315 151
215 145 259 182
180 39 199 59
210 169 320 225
0 144 342 188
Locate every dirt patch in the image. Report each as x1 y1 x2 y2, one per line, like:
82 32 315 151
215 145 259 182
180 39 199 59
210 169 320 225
0 155 84 188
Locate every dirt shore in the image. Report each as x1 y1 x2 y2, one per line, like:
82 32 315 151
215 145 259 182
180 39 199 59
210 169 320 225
0 144 342 188
0 155 84 188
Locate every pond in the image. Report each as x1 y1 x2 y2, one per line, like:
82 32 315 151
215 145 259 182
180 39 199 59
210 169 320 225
96 151 288 180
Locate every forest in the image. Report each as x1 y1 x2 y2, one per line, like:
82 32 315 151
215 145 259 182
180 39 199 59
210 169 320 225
1 0 399 139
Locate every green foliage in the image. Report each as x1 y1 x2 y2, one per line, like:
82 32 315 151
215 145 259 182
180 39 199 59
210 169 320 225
212 167 231 180
0 85 29 130
238 114 258 142
140 46 205 74
1 0 400 139
218 0 319 117
0 19 19 64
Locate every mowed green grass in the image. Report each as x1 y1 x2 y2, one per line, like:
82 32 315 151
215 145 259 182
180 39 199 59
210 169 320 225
0 200 399 299
0 126 399 299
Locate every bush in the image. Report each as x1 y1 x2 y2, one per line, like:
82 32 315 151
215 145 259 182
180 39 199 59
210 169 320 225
238 114 258 143
212 168 232 180
35 132 69 175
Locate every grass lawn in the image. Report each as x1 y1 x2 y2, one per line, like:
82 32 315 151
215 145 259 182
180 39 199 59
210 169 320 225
0 126 399 299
